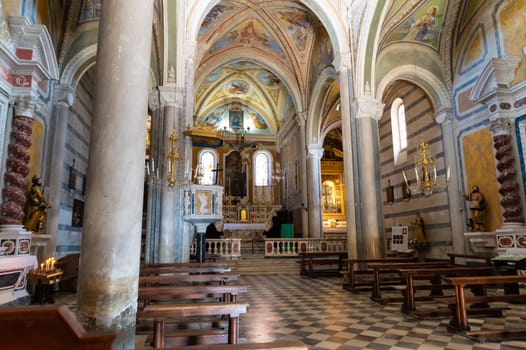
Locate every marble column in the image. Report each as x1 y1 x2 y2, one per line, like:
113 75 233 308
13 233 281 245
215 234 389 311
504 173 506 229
158 88 177 262
352 96 385 258
436 109 465 254
307 145 324 238
0 95 38 226
296 112 309 238
76 1 153 349
44 85 74 258
336 62 358 258
491 118 524 227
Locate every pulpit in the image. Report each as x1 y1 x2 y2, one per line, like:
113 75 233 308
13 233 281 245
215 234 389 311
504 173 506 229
183 184 223 262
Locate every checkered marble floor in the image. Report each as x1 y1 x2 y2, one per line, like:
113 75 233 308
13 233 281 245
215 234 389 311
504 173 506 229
54 275 526 350
237 275 526 350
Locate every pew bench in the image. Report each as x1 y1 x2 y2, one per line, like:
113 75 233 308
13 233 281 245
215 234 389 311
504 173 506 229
162 340 309 350
136 302 249 348
139 274 240 287
368 261 451 303
298 252 347 277
140 265 232 276
138 284 249 306
395 265 494 318
341 257 418 293
440 275 526 342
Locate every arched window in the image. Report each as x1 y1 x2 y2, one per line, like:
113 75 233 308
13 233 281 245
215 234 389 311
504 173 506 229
391 98 408 165
253 151 271 187
198 149 218 185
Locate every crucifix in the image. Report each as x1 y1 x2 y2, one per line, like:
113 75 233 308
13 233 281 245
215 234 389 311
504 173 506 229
211 163 223 185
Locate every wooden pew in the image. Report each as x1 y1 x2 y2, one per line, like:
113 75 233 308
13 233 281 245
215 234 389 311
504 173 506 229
162 340 309 349
138 284 249 305
446 253 493 266
397 265 494 318
440 275 526 341
139 274 240 287
297 252 347 277
140 265 232 276
142 261 230 269
368 261 451 303
0 305 116 350
341 257 418 293
136 302 249 348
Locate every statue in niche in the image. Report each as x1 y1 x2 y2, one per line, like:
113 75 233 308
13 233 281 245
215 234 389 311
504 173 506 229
24 176 50 233
464 185 486 232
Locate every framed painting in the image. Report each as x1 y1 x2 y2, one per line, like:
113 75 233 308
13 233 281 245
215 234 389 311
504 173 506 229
229 109 243 129
72 199 84 227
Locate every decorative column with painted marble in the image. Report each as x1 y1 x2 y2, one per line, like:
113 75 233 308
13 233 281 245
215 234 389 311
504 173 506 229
491 118 524 228
306 144 324 238
75 1 154 348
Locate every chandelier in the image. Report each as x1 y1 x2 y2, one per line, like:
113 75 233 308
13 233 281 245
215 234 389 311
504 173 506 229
402 141 450 196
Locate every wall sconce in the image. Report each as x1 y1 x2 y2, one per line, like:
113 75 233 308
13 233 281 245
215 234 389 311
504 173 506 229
166 129 180 187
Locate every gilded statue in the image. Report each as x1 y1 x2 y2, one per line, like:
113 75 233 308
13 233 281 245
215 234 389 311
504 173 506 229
24 176 50 233
464 185 486 232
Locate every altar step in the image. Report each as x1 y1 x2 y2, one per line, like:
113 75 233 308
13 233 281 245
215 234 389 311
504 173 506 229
228 254 299 275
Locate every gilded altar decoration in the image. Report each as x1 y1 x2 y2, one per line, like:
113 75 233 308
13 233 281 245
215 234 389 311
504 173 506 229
24 176 50 233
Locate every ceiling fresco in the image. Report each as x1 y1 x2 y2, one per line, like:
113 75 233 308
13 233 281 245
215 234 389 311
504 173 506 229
194 0 331 142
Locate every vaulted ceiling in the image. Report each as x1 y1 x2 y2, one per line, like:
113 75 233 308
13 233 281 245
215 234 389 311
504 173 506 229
193 0 335 145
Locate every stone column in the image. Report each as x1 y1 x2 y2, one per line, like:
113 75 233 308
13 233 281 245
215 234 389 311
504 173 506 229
306 145 324 238
352 96 385 258
296 112 309 238
158 87 177 262
44 85 74 258
76 1 153 348
491 118 524 228
336 62 358 258
436 109 465 253
0 95 38 226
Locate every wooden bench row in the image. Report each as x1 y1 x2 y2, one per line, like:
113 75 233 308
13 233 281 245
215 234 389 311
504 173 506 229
297 252 347 277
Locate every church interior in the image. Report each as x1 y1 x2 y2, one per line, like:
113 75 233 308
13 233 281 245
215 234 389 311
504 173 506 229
0 0 526 349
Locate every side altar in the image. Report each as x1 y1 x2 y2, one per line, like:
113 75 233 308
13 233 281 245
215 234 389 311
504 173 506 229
219 200 281 240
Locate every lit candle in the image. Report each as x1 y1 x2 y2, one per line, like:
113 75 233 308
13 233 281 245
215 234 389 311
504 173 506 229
40 263 44 271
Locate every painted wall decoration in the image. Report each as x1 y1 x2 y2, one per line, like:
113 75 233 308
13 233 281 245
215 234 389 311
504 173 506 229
457 0 486 38
198 4 234 38
210 20 285 58
458 28 486 76
462 129 502 232
499 0 526 85
248 111 268 130
78 0 101 24
385 0 445 48
226 80 249 95
275 9 313 52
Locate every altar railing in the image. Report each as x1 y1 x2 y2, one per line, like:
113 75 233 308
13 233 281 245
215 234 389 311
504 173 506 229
190 238 241 259
263 238 347 257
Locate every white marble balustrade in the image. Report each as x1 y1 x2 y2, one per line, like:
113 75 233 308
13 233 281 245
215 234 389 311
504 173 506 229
190 238 241 259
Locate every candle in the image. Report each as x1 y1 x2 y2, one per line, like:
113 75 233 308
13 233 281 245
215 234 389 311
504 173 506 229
186 160 190 177
402 170 408 186
40 263 44 271
446 167 450 181
414 167 419 182
151 158 155 173
146 163 150 176
433 166 437 180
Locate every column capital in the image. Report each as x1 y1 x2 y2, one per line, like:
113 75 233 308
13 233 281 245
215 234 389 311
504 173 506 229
54 84 75 107
332 51 352 73
295 111 307 128
158 86 177 106
148 89 160 111
11 94 40 117
352 96 384 121
307 144 324 159
434 107 453 124
490 118 512 136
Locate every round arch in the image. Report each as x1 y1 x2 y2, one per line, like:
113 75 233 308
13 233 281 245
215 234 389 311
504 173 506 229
306 66 339 146
376 65 451 121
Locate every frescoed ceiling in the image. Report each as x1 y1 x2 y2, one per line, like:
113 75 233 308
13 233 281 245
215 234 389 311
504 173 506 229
194 0 333 143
